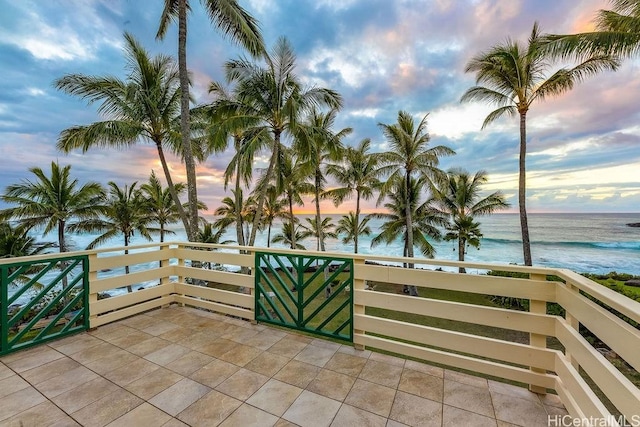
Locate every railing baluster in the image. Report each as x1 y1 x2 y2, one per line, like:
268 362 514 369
529 273 548 394
353 258 366 351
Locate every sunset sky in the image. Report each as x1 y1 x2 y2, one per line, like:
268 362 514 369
1 0 639 214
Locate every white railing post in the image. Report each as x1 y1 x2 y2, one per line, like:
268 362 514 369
564 281 580 369
529 273 547 394
88 252 99 329
353 258 366 350
177 243 185 307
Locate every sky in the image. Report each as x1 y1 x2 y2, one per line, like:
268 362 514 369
0 0 639 215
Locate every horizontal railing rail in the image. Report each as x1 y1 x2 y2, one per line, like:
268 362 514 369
2 241 638 422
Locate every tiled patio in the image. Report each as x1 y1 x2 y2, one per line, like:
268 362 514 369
0 306 567 427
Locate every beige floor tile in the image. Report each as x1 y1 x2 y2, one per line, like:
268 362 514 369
539 393 564 408
19 357 81 385
69 341 123 365
274 418 299 427
51 376 119 413
125 367 184 400
444 379 494 418
177 331 220 350
492 393 548 427
443 404 497 427
368 352 406 368
106 402 173 427
497 421 521 427
218 343 263 367
219 403 279 427
149 378 211 416
244 351 290 377
199 338 241 358
215 368 269 401
273 360 321 388
126 337 172 356
403 360 444 378
344 379 396 418
72 388 143 426
0 362 12 380
4 347 64 372
445 369 489 388
0 387 46 422
88 324 136 342
293 344 336 367
2 400 78 427
190 359 240 388
545 405 569 416
324 352 368 377
142 320 180 336
330 404 387 427
386 420 410 427
161 418 190 427
282 390 341 427
309 339 342 351
0 375 30 399
398 368 443 402
306 369 355 401
165 350 213 376
37 365 99 398
104 357 160 387
267 337 308 358
84 350 140 375
358 360 403 388
118 314 158 330
158 326 194 342
389 391 442 427
177 389 242 427
337 345 371 359
48 333 103 355
108 329 155 348
246 379 303 417
488 380 541 403
145 343 192 366
222 326 260 343
243 331 286 350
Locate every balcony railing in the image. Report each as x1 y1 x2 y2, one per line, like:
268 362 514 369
1 241 639 422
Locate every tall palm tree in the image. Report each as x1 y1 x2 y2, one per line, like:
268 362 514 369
278 149 314 250
296 108 351 252
335 212 372 254
543 0 640 58
378 111 454 267
434 169 509 273
301 217 338 252
140 171 185 242
0 162 105 253
461 23 618 266
370 176 446 296
156 0 264 241
55 33 192 234
325 138 380 254
213 190 244 238
262 186 287 247
271 222 309 250
82 182 158 292
217 37 343 246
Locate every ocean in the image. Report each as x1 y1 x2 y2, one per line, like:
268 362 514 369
58 212 640 276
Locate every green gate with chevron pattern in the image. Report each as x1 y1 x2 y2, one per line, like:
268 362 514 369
254 252 353 342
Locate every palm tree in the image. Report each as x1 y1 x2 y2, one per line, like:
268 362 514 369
369 176 446 296
378 111 454 268
140 171 185 242
55 33 192 235
271 221 309 250
434 169 509 273
278 149 315 250
461 22 618 266
325 138 380 254
262 186 287 247
156 0 264 242
335 212 372 254
0 223 55 259
217 37 342 246
296 108 351 252
0 162 104 253
543 0 640 58
82 182 158 292
301 217 338 252
213 190 244 238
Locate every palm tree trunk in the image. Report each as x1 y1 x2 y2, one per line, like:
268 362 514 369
355 191 361 254
58 220 69 289
315 168 325 252
155 141 190 237
124 235 132 293
519 112 532 266
160 223 165 243
234 158 245 247
458 237 466 274
404 173 418 296
178 0 198 242
267 223 272 247
249 136 280 246
288 194 296 250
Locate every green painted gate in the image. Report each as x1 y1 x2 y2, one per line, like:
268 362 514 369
254 252 353 342
1 254 89 356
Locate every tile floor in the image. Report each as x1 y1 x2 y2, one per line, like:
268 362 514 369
0 306 568 426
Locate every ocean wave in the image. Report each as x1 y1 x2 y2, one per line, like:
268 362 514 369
483 238 640 250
